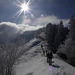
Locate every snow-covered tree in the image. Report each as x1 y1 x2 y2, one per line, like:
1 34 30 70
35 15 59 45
69 14 75 40
0 39 26 75
45 23 58 52
57 15 75 66
54 21 69 52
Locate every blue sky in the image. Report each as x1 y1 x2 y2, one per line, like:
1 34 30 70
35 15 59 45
0 0 75 22
0 0 74 41
0 0 75 25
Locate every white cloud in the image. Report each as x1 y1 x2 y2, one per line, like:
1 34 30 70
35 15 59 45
0 15 69 42
21 15 69 27
17 24 43 33
0 22 42 33
33 15 69 26
0 22 43 42
21 17 31 24
0 15 69 37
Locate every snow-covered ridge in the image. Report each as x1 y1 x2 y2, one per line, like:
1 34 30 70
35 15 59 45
14 38 75 75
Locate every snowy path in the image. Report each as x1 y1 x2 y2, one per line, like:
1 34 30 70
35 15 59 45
15 55 75 75
14 41 75 75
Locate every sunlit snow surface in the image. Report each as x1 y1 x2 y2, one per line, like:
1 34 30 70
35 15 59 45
14 38 75 75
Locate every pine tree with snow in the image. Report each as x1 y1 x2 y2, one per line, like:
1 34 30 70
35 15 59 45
54 21 65 52
69 14 75 40
57 15 75 66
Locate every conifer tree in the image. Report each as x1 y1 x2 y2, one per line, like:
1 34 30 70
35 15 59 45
54 21 64 52
57 14 75 66
69 14 75 40
45 23 58 52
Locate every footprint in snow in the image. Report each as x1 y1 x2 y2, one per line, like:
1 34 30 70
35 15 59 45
26 72 33 75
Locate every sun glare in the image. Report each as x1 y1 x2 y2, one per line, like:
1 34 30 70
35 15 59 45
21 3 29 13
15 0 31 19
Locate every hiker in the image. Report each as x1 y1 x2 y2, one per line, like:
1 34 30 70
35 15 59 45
43 50 45 56
41 44 45 56
46 49 48 56
47 51 53 65
41 44 43 50
46 47 49 56
47 52 50 63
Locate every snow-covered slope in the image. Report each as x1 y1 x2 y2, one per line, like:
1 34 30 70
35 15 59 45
14 38 75 75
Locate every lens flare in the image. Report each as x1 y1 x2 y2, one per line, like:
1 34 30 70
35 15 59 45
49 67 52 71
15 0 31 19
21 3 29 12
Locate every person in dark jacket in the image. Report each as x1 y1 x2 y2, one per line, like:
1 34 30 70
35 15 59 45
47 51 53 65
47 52 50 63
41 44 45 56
46 49 47 56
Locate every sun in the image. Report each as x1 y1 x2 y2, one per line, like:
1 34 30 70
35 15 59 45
15 0 31 18
21 3 29 13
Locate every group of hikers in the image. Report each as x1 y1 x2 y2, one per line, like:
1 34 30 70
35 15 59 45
41 44 53 65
